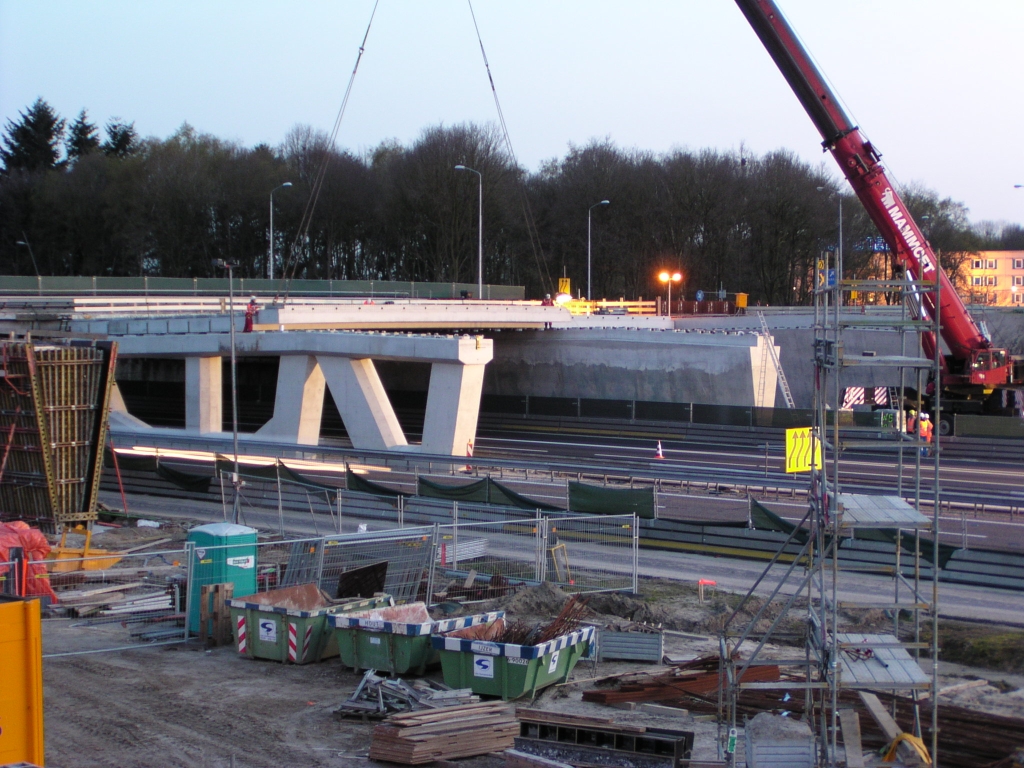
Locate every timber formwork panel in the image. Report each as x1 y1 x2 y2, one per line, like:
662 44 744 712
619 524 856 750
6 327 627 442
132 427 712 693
0 340 116 530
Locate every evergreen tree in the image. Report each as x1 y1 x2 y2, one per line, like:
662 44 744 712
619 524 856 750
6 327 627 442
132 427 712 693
0 97 65 173
102 118 138 158
66 109 100 162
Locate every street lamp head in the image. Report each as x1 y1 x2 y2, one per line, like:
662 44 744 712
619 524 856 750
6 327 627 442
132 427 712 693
282 182 292 188
671 272 682 283
16 240 28 246
600 200 610 206
454 165 466 170
658 271 670 283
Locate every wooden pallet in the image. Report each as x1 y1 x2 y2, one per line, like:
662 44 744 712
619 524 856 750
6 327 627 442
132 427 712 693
199 583 233 647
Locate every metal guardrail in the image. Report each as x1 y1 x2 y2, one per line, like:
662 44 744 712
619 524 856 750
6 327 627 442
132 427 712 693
0 275 525 300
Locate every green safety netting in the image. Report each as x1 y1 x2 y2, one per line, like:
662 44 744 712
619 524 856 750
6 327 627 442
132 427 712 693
346 469 405 497
155 462 212 494
417 476 562 511
749 498 808 542
567 482 655 519
213 459 339 495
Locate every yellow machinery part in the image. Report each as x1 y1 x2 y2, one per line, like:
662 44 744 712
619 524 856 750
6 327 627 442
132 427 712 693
0 596 44 766
882 732 931 764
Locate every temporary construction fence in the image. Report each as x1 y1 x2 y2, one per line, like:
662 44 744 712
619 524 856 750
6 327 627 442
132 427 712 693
40 547 189 657
276 527 438 605
434 514 639 595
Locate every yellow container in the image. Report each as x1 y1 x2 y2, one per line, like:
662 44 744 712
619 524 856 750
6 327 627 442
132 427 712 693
735 292 748 309
0 596 44 767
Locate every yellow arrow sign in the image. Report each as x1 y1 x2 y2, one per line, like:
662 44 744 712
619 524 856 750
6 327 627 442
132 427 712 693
558 277 571 295
785 427 822 473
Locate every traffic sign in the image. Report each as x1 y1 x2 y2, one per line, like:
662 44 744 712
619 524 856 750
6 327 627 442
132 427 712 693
695 289 705 302
558 277 570 295
785 427 822 473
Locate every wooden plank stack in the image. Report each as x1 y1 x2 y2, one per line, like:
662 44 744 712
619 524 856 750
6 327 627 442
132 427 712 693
54 581 174 618
368 701 517 765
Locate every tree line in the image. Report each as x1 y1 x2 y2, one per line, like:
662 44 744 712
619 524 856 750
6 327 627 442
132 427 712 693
2 97 1021 302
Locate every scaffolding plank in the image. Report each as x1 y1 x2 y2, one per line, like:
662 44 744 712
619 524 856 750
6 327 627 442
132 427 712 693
836 633 929 689
836 494 929 529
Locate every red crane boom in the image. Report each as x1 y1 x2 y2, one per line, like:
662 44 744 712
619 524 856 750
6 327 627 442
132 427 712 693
734 0 1014 391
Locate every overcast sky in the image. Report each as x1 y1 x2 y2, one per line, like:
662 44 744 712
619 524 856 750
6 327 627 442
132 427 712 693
2 1 1022 225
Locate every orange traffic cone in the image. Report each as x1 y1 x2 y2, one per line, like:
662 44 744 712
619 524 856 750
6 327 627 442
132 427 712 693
655 440 665 459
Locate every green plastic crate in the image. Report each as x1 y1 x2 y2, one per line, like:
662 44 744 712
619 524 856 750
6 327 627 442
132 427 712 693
229 590 392 664
431 624 594 700
328 605 504 675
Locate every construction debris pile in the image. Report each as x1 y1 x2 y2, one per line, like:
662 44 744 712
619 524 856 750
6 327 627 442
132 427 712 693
367 700 517 765
486 594 589 645
583 655 779 706
335 670 479 719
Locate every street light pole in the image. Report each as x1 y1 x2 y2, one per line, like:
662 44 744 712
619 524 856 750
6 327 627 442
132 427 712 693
15 237 40 277
213 259 241 523
659 271 682 317
817 186 843 307
454 165 483 297
588 200 610 301
268 182 292 280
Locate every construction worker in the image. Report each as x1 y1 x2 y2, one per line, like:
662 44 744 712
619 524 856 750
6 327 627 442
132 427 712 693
906 409 917 436
919 412 933 456
243 295 258 332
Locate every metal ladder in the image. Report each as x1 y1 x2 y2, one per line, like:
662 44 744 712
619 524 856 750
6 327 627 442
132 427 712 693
757 312 795 409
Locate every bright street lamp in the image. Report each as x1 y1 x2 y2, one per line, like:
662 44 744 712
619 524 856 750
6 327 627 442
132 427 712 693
268 182 293 280
454 165 483 297
212 258 242 524
588 200 610 300
658 271 682 317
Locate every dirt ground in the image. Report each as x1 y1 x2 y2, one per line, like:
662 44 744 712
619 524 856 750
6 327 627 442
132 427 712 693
37 523 1024 767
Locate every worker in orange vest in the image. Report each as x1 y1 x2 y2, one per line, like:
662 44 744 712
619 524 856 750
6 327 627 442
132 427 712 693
906 409 916 436
919 412 933 456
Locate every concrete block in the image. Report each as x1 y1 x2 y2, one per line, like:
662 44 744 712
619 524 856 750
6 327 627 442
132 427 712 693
185 356 222 433
256 355 325 445
210 316 231 333
318 357 408 450
147 319 168 334
420 362 485 456
107 320 128 335
188 318 211 334
168 318 190 334
127 320 149 335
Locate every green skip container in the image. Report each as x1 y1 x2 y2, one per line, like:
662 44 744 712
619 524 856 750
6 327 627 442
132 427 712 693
431 622 594 700
328 603 504 675
228 583 393 664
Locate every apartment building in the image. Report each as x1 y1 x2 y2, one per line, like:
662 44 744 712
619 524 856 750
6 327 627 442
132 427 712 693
963 251 1024 306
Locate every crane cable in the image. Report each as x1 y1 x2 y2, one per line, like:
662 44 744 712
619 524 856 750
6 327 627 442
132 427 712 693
278 0 380 306
466 0 554 296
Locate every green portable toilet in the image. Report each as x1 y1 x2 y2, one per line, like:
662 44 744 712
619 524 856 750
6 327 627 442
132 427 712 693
187 522 258 635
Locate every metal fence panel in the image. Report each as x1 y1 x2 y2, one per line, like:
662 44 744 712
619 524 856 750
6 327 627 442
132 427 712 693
434 514 638 595
41 548 189 657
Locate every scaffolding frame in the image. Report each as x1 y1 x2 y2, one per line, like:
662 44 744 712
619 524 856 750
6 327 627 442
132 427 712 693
0 337 117 536
720 258 941 767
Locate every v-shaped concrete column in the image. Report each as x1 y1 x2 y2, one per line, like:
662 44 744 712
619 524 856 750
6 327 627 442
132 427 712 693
256 355 325 445
317 357 408 451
